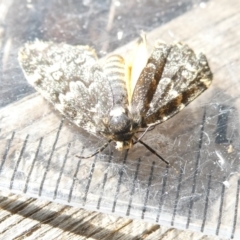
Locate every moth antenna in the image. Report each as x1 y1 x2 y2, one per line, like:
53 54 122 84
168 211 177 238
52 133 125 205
76 140 111 159
134 137 169 165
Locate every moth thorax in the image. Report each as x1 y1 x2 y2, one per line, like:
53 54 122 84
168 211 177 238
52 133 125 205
109 106 131 134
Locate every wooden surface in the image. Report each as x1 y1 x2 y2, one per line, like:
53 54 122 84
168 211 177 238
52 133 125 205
0 0 240 239
0 191 224 240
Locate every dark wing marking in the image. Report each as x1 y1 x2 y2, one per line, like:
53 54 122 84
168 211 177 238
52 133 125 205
130 42 171 117
144 42 212 126
18 40 114 135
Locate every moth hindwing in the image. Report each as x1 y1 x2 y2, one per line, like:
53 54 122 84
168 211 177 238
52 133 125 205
18 37 212 159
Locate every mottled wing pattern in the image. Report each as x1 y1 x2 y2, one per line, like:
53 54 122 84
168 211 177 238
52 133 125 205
134 41 212 126
18 40 114 135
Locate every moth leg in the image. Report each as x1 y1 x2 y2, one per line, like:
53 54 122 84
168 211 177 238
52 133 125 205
135 125 155 142
136 125 156 133
133 137 169 165
76 140 111 159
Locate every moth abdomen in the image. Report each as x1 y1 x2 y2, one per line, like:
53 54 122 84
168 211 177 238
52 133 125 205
104 55 128 106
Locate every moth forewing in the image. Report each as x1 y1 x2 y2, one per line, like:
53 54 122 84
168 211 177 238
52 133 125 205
18 40 114 139
130 42 172 121
143 43 213 126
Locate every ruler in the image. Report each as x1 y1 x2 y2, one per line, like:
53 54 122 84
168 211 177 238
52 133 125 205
0 89 239 239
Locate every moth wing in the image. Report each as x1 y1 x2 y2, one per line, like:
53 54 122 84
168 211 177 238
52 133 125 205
130 41 171 122
18 40 113 135
144 42 212 125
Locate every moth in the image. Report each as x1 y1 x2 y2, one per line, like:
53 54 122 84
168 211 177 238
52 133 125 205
18 35 212 163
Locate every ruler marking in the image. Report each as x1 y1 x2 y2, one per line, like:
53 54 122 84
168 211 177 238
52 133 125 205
39 119 64 196
215 105 231 144
186 108 206 229
216 176 226 235
141 161 155 219
82 155 98 206
171 167 183 226
24 137 43 193
68 147 84 203
201 173 212 232
231 179 240 239
97 152 113 210
112 150 128 213
126 158 141 216
53 142 71 199
156 164 169 222
0 131 15 172
10 134 29 189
